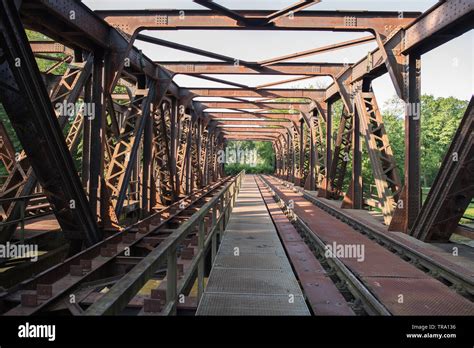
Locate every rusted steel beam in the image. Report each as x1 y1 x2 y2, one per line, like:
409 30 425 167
327 105 352 199
20 0 180 97
352 91 401 222
207 112 300 119
389 54 421 233
258 35 374 66
193 0 255 26
325 0 473 102
2 55 93 239
29 41 72 54
190 74 250 89
255 75 315 89
158 61 345 76
203 102 310 111
402 0 474 54
226 136 276 141
410 97 474 242
342 94 362 209
137 34 258 70
194 0 321 27
221 129 286 135
97 9 419 36
264 0 321 24
0 122 16 176
186 88 325 99
114 83 159 217
153 98 175 204
222 128 286 137
0 1 100 246
224 130 281 135
213 118 293 126
212 120 298 127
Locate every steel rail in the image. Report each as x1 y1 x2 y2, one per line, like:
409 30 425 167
84 171 245 315
0 175 236 315
272 176 474 301
259 175 391 315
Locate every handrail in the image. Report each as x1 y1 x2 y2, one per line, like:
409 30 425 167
0 193 45 204
84 170 245 315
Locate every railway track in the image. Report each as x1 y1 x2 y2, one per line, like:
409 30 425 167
0 175 237 315
259 175 474 316
255 176 360 315
256 176 389 315
269 176 474 301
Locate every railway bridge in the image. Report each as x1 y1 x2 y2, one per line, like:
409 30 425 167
0 0 472 318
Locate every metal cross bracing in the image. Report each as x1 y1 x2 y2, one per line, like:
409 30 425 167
0 0 471 302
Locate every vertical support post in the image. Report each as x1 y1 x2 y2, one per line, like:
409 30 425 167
320 102 332 197
141 98 153 216
405 54 422 231
219 198 225 235
286 132 291 182
81 78 92 190
20 200 25 244
196 119 202 188
166 247 177 314
89 53 106 223
185 117 193 195
389 54 422 232
197 219 205 301
170 98 178 200
299 120 304 187
351 100 363 208
211 206 217 262
309 119 316 191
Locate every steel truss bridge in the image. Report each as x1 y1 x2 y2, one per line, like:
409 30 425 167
0 0 472 317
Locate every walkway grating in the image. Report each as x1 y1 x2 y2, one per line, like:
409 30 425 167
196 175 310 316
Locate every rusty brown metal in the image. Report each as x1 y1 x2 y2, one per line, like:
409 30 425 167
258 35 374 66
97 9 419 36
186 88 325 99
159 62 345 76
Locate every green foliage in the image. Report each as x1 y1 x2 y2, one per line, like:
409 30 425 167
224 163 274 175
379 94 467 187
419 95 467 186
26 30 67 75
224 140 275 175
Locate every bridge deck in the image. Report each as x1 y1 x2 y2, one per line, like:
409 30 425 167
196 175 310 316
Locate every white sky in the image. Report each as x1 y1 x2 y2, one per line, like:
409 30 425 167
84 0 473 111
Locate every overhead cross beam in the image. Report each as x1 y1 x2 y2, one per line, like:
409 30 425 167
156 61 346 76
264 1 321 24
97 9 420 36
137 34 258 69
186 88 325 99
194 0 321 26
192 0 255 26
258 35 374 66
203 101 311 112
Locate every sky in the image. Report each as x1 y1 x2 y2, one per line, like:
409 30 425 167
83 0 473 111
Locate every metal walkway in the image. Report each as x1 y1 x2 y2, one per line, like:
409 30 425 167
197 175 310 315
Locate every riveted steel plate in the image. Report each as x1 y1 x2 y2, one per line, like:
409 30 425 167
362 277 474 315
343 248 431 279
